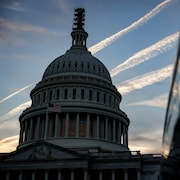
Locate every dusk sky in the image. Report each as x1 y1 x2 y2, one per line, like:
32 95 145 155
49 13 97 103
0 0 179 153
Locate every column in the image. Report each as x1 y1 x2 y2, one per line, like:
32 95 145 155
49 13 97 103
24 120 28 141
45 170 48 180
65 112 69 137
123 124 126 145
124 169 128 180
19 171 23 180
57 169 62 180
86 113 90 138
113 119 116 142
71 169 74 180
6 172 10 180
55 113 59 137
76 113 79 137
84 169 88 180
35 116 40 139
105 117 108 140
96 115 99 139
112 170 115 180
32 171 35 180
44 111 48 139
126 127 128 147
26 120 30 141
99 170 102 180
19 123 23 144
118 122 121 144
137 169 141 180
29 118 33 140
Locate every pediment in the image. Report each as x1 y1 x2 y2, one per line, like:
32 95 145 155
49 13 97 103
4 141 85 161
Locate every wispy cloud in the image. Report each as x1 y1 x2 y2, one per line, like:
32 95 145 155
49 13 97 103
0 84 33 104
0 18 64 36
0 101 31 122
110 32 179 77
117 64 173 95
0 2 26 12
0 135 19 153
126 93 168 108
88 0 174 54
129 129 163 154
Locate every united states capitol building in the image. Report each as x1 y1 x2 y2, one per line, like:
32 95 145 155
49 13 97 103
0 8 161 180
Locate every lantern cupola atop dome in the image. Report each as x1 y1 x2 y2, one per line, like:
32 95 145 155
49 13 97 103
71 8 88 48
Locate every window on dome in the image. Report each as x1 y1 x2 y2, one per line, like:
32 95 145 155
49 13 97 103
75 61 77 68
89 90 92 101
81 89 84 100
93 65 95 71
43 91 46 102
64 88 68 99
97 91 100 102
73 88 76 99
62 62 65 68
103 93 106 104
49 90 52 101
38 117 45 139
56 89 60 100
109 95 112 106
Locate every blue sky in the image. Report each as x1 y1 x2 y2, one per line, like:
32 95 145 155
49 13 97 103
0 0 179 153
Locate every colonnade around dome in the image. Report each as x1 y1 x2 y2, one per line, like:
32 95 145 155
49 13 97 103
19 111 128 151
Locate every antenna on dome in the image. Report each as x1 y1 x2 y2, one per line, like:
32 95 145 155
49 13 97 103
73 8 85 30
71 8 88 48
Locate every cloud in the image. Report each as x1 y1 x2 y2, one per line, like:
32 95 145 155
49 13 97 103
0 2 26 12
0 135 19 153
129 129 163 154
117 64 173 95
0 84 33 104
110 32 179 77
0 101 31 122
126 93 168 108
88 0 174 54
0 18 64 36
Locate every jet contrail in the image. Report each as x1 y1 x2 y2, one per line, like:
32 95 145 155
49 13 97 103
0 101 31 121
0 83 33 104
110 32 179 77
88 0 174 54
0 135 19 152
125 93 168 108
117 64 173 95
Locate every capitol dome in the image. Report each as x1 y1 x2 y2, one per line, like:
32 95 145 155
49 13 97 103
42 47 112 83
18 8 130 153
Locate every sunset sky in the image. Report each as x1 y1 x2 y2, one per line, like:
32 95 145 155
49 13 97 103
0 0 179 153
